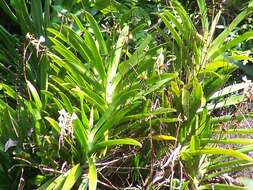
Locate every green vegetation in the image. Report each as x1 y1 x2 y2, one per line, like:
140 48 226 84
0 0 253 189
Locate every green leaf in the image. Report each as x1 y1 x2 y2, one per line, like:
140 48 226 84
84 11 108 55
44 0 50 27
209 31 253 60
38 175 65 190
189 80 203 119
83 30 106 82
207 162 253 180
93 0 122 14
182 87 190 118
93 138 142 152
196 0 208 33
0 0 17 22
208 159 248 171
106 25 129 103
203 75 230 99
72 118 88 152
190 135 200 151
201 138 253 145
59 92 73 113
189 147 253 162
44 117 60 133
160 12 183 46
207 9 222 45
162 10 183 35
27 81 42 111
31 0 43 36
38 164 81 190
62 164 81 190
88 160 97 190
71 87 106 113
78 178 88 190
49 38 86 74
199 184 248 190
209 82 249 100
205 95 245 111
123 108 176 121
118 34 152 77
172 0 197 40
213 129 253 135
208 7 253 58
0 83 16 99
204 59 231 72
10 0 33 33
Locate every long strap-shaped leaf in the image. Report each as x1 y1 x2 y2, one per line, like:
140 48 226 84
209 31 253 60
88 159 97 190
10 0 33 33
85 11 108 55
62 164 81 190
31 0 43 36
199 184 248 190
38 164 81 190
208 7 253 58
160 12 183 46
189 147 253 162
92 138 142 153
196 0 208 35
0 0 17 22
106 25 129 103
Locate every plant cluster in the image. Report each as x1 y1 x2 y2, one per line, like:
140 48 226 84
0 0 253 189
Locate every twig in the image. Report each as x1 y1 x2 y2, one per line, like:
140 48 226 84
98 171 118 190
98 180 118 189
17 168 25 190
95 154 132 167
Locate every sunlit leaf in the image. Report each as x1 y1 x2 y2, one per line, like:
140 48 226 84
152 135 176 141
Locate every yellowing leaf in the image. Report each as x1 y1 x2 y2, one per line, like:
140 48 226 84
152 135 176 141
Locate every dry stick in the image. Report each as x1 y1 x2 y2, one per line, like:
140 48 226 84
98 171 118 190
97 180 118 190
101 166 150 170
22 42 32 100
13 157 32 164
96 154 132 167
11 157 63 174
150 129 154 181
179 161 184 190
17 168 25 190
8 163 63 174
38 166 63 174
144 97 160 187
236 104 251 128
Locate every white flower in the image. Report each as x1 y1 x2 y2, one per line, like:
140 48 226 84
155 50 165 74
71 113 78 120
58 109 68 117
57 109 76 149
4 138 18 152
39 36 45 43
58 115 64 123
242 75 252 83
242 76 248 82
156 51 164 66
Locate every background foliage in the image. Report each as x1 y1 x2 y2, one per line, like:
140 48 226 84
0 0 253 189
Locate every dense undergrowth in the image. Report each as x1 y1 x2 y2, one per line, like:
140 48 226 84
1 0 253 189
